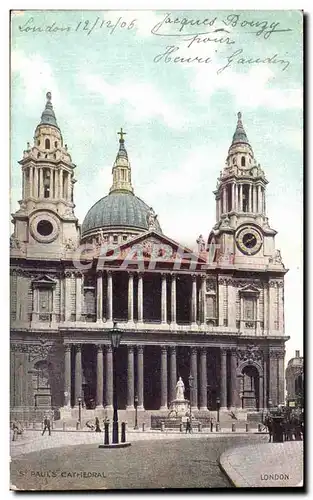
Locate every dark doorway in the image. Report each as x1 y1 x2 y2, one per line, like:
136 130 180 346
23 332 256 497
82 345 97 409
240 365 260 410
143 274 161 321
113 272 128 321
176 275 191 324
143 345 161 409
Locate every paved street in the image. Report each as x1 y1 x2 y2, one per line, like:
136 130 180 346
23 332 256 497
11 434 267 490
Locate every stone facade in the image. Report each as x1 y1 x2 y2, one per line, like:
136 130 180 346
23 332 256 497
285 350 303 404
10 98 288 421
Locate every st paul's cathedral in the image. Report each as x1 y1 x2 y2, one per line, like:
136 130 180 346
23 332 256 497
10 93 288 424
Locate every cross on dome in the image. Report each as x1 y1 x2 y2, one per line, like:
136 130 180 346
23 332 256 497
118 128 126 142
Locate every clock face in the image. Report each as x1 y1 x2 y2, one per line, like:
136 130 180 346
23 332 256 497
236 227 263 255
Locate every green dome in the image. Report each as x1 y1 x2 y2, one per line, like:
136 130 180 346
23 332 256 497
81 192 162 235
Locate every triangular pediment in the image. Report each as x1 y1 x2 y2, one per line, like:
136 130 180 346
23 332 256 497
32 274 56 286
239 284 260 294
97 230 207 269
119 230 207 264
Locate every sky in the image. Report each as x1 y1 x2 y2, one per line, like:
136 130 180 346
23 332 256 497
10 9 303 363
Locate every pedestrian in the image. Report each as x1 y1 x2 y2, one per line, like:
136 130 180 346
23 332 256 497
12 420 19 441
186 417 191 434
95 416 101 432
42 415 51 436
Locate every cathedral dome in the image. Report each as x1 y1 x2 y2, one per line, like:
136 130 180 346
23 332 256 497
81 191 162 236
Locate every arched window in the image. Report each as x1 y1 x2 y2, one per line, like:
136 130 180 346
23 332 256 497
37 152 41 158
45 138 50 150
241 156 246 167
233 157 236 164
54 141 58 148
37 140 40 146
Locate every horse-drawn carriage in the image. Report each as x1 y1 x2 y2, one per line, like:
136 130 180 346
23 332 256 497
263 406 303 442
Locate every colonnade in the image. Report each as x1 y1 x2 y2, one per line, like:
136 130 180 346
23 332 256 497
95 271 207 325
22 165 71 200
217 182 266 219
63 344 251 411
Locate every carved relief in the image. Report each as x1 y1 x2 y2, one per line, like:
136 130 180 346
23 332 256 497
237 344 263 363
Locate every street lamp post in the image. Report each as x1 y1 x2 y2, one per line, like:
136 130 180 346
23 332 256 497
216 397 221 423
134 394 139 430
78 397 82 428
110 322 123 445
188 374 194 430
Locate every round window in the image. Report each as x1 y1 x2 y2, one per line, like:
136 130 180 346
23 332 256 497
37 220 53 237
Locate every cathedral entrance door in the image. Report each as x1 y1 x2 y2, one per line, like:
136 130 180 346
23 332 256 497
240 365 260 411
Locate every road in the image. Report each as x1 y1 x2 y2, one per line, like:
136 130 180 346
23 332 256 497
11 434 268 490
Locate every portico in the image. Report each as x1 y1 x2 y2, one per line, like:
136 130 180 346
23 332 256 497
61 339 270 414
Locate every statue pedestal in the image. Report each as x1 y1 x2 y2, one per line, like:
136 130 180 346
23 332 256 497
168 399 190 418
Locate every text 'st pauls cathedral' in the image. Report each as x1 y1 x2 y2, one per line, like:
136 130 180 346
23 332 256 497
10 93 288 424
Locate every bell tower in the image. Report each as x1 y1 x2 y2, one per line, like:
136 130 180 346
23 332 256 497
11 92 80 259
208 112 285 270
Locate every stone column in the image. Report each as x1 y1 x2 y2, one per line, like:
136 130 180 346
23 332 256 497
59 169 63 199
278 282 284 332
107 271 113 321
218 196 222 219
190 347 198 410
49 168 53 198
257 185 261 213
268 281 276 331
239 184 243 211
231 183 235 211
64 344 71 407
228 282 236 329
96 345 104 408
263 284 268 333
39 168 44 198
68 175 72 201
34 168 38 198
126 346 135 409
239 295 244 330
161 274 167 324
64 272 72 321
220 348 227 409
234 183 238 212
169 346 177 402
128 272 134 322
252 185 257 213
171 274 176 324
138 273 143 322
160 346 168 409
96 271 103 322
216 198 219 221
259 375 264 411
256 296 260 335
199 347 207 411
137 346 144 409
230 348 238 408
76 272 82 322
105 345 113 409
222 186 227 213
200 276 206 325
248 184 252 212
263 188 266 214
218 278 224 326
263 357 268 409
277 351 285 405
74 344 82 406
269 350 278 407
29 166 33 197
191 275 197 325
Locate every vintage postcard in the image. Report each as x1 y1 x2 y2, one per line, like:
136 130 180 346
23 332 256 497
10 9 303 490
